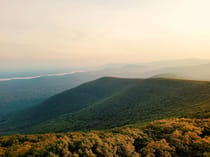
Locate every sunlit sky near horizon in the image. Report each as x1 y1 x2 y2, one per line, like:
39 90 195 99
1 0 210 70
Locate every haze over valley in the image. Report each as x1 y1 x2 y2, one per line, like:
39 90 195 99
0 0 210 156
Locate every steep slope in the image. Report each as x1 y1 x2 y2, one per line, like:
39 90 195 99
26 78 210 133
2 77 210 135
0 71 100 117
1 78 139 133
1 60 210 118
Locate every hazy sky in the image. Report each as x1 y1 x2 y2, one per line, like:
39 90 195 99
1 0 210 70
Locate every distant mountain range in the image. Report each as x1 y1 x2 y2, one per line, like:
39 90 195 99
1 77 210 135
1 60 210 157
1 59 210 118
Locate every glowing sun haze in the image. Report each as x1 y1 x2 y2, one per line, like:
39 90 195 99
0 0 210 70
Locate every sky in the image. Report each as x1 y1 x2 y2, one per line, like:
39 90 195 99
0 0 210 71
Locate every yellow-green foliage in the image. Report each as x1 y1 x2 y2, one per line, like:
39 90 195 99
0 118 209 157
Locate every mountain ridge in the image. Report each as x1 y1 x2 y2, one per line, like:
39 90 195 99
1 77 210 135
2 60 210 117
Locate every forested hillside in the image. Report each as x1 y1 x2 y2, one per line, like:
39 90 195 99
0 118 209 157
0 72 99 117
1 77 210 135
1 60 210 117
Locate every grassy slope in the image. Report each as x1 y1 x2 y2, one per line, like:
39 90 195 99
19 78 210 134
